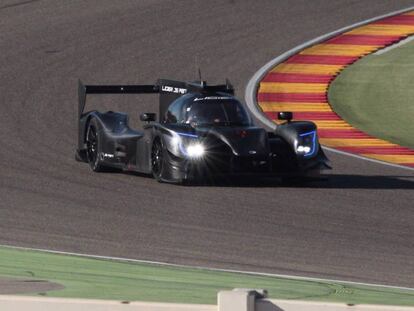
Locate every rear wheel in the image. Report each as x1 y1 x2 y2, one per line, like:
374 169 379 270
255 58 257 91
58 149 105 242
86 120 105 172
151 139 164 182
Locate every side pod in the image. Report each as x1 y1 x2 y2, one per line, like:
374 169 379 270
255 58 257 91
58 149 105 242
273 120 331 172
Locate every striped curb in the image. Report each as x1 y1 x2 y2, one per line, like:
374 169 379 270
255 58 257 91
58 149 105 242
256 10 414 169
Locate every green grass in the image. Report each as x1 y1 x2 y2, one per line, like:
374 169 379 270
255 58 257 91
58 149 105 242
0 247 414 306
329 38 414 149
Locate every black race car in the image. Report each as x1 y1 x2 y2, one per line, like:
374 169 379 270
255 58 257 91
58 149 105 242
76 79 330 183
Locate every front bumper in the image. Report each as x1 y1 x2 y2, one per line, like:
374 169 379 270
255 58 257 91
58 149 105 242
163 150 330 182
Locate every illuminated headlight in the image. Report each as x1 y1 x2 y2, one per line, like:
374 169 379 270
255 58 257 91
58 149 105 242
296 130 317 157
185 143 205 158
168 133 205 158
296 145 311 153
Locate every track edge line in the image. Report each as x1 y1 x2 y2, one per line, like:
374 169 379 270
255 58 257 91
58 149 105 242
1 244 414 292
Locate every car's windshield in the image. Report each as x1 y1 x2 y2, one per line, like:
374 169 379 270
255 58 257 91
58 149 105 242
183 99 251 126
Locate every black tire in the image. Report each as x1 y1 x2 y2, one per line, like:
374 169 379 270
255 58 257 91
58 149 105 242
85 119 105 172
151 138 165 182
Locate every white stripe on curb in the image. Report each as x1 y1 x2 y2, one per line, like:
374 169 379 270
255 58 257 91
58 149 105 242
374 35 414 55
2 244 414 292
323 146 414 171
244 6 414 172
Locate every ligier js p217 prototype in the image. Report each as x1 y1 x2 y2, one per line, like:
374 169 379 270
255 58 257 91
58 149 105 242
76 79 330 183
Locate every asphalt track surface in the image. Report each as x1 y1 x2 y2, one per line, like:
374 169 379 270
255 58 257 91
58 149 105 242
1 0 414 288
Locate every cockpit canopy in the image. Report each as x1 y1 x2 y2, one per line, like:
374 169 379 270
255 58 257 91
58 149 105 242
164 93 251 127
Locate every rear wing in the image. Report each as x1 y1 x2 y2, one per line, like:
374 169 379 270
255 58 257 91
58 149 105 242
78 80 159 120
157 79 234 118
78 78 234 121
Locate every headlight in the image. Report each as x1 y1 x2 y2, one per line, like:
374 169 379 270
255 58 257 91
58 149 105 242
168 132 205 159
296 145 311 153
296 130 317 157
185 143 205 158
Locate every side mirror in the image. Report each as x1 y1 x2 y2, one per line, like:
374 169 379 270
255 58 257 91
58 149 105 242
278 111 293 122
140 113 156 122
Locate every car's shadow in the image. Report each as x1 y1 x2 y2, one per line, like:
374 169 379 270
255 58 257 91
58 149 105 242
119 171 414 190
184 174 414 190
309 174 414 190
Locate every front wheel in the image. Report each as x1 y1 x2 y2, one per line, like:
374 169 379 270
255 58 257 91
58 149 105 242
86 120 105 172
151 139 165 182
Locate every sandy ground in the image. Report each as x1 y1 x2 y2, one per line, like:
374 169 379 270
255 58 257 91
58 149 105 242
0 277 64 295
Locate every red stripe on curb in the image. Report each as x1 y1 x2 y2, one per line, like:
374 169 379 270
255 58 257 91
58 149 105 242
325 34 401 45
285 55 358 65
374 15 414 25
317 129 371 138
266 111 341 120
293 112 342 120
258 93 327 103
261 73 334 83
256 10 414 169
337 146 414 155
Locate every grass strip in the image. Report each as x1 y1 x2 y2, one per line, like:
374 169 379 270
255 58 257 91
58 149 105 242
0 246 413 306
329 39 414 149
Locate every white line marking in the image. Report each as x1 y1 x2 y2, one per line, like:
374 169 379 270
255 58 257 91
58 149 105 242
324 146 414 171
374 35 414 55
1 244 414 292
245 5 414 172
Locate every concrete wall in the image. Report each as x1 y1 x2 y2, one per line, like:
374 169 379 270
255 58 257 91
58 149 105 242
0 296 216 311
1 290 413 311
258 299 413 311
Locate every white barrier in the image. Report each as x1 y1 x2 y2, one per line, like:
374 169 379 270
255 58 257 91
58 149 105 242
218 289 267 311
0 296 215 311
220 289 414 311
258 299 414 311
0 289 413 311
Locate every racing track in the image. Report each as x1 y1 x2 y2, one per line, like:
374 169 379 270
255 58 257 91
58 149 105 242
1 0 414 288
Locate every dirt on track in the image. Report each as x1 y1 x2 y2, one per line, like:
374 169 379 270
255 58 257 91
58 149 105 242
0 277 64 295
